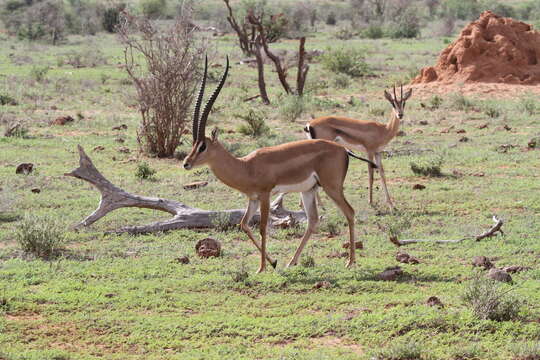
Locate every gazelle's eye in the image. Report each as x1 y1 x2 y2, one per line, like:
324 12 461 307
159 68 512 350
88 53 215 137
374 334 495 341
198 143 206 153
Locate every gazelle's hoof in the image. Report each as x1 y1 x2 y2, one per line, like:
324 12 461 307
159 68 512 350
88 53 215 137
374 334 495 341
286 261 297 268
346 260 356 268
270 259 278 269
256 266 266 274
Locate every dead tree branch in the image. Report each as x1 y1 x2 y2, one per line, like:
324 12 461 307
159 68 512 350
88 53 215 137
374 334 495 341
65 146 306 234
389 216 504 247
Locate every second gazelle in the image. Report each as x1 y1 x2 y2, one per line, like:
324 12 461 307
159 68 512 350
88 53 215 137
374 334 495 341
304 85 412 209
183 56 375 273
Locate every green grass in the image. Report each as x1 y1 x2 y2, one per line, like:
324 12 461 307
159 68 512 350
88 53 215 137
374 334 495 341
1 28 540 360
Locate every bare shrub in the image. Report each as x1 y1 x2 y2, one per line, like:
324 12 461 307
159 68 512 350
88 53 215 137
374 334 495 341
117 9 206 157
15 214 65 260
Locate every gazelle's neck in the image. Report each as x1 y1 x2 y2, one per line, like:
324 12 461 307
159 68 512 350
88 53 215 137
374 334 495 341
207 142 249 192
386 112 401 138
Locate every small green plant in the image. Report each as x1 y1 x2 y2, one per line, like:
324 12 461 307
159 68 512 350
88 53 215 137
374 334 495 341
0 94 18 106
371 340 423 360
483 103 501 118
332 73 351 89
510 342 540 360
3 122 28 138
320 47 371 78
450 92 475 111
135 162 156 180
300 255 315 268
369 106 386 117
410 153 445 177
334 27 356 40
15 214 65 260
362 24 384 39
462 275 521 321
326 12 337 25
319 215 344 236
519 93 538 115
211 212 232 232
429 95 443 109
235 108 270 138
450 344 483 359
100 73 111 84
377 211 413 240
30 66 49 83
141 0 167 19
279 95 309 122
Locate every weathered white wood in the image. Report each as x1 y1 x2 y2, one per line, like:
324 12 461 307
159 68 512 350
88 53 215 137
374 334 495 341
65 145 306 234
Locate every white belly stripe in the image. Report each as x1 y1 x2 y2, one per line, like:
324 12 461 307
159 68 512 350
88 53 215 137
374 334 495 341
334 136 368 153
272 172 318 194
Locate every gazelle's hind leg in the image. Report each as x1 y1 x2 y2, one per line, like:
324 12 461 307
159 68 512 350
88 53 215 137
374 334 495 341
375 152 394 210
321 186 356 268
368 152 375 205
240 199 277 269
287 187 319 267
270 193 286 210
257 193 271 273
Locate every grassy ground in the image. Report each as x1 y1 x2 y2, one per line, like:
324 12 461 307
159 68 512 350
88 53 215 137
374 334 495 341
1 27 540 360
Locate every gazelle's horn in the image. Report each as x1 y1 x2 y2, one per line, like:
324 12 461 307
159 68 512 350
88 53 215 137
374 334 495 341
393 84 397 101
401 84 403 101
192 55 208 142
198 56 229 141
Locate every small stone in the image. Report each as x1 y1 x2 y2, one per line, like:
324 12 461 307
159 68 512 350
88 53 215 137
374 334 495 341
477 123 488 129
502 265 530 273
115 138 125 143
396 130 406 137
503 124 512 131
195 238 221 258
419 120 428 125
175 256 190 264
456 129 466 134
16 163 34 175
342 241 363 250
472 256 494 270
396 252 420 264
488 268 512 282
472 172 485 177
183 181 208 190
440 126 454 133
118 147 130 154
459 136 469 142
31 188 41 194
327 251 348 259
313 281 331 289
51 115 74 126
93 145 105 152
377 266 403 281
426 296 444 308
112 124 128 130
412 128 423 134
412 184 426 190
104 293 116 298
452 170 464 176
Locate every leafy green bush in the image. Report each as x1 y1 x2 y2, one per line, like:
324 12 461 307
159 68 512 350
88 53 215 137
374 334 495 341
30 66 49 83
141 0 167 19
362 24 384 39
450 93 475 111
462 275 521 321
429 95 443 109
332 73 351 89
371 340 424 360
135 162 156 180
483 103 501 118
15 214 65 260
320 47 371 78
510 342 540 360
102 5 125 33
300 255 315 268
326 12 336 25
410 153 444 177
279 95 309 122
386 9 420 39
0 94 18 106
519 93 538 115
236 108 270 138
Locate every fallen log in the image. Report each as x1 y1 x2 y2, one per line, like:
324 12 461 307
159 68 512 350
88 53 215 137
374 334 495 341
389 216 504 247
65 145 306 234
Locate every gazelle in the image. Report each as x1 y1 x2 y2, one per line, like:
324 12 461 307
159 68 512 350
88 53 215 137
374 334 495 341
183 56 376 273
304 85 412 210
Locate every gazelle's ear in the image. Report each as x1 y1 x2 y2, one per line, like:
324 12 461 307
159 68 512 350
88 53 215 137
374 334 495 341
211 127 219 142
402 88 413 101
384 90 394 105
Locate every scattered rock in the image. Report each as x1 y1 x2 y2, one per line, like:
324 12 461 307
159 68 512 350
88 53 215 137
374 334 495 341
502 265 531 273
31 188 41 194
327 251 349 259
472 172 485 177
528 137 539 149
452 169 464 177
426 296 444 308
117 147 130 154
112 124 128 130
396 130 406 137
16 163 34 175
195 238 221 258
174 256 190 264
472 256 494 270
51 115 74 126
396 252 420 264
115 138 125 143
440 126 454 134
488 268 512 283
183 181 208 190
377 266 403 281
4 123 23 137
93 145 105 152
313 281 332 289
412 128 423 134
412 184 426 190
342 241 363 250
477 123 489 129
456 129 466 134
104 293 116 298
497 144 516 153
50 105 58 110
503 124 512 131
459 136 470 142
418 120 428 125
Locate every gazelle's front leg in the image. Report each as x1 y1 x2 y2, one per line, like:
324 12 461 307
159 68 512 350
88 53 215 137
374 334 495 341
375 152 394 210
287 187 319 267
240 199 277 268
257 193 271 273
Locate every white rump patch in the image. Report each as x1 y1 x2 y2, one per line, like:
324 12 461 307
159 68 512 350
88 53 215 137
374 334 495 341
272 172 318 195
